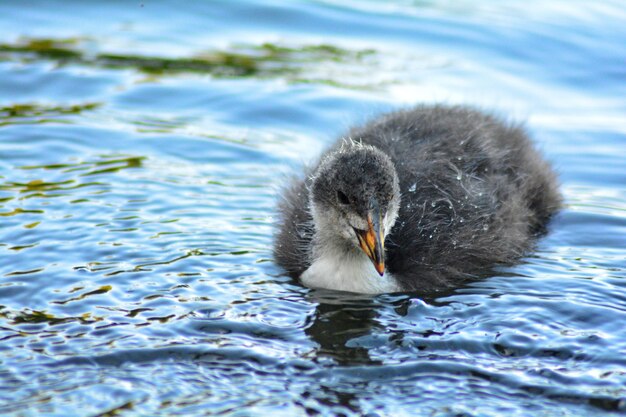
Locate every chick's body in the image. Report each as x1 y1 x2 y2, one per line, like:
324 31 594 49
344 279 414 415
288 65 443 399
274 105 561 294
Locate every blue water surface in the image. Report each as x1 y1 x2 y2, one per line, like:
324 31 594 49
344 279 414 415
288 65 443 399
0 1 625 416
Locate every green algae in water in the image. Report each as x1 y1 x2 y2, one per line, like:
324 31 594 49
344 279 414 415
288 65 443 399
19 155 145 176
23 221 41 229
52 285 113 305
0 208 45 217
0 103 100 118
5 309 103 325
0 102 101 127
0 37 84 59
0 37 377 85
97 52 259 76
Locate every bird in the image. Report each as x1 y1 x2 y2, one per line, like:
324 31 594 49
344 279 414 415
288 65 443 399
274 105 561 294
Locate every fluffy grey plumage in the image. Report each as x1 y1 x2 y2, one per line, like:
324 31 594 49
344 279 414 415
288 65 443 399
274 105 562 294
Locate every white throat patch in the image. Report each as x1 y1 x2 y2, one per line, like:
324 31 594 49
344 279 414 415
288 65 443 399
300 251 399 294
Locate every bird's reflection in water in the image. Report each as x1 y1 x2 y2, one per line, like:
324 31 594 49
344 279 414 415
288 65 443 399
301 290 382 415
304 288 456 365
300 287 461 415
305 290 385 366
298 290 411 415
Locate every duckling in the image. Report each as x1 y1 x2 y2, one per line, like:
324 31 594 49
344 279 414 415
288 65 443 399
274 105 561 294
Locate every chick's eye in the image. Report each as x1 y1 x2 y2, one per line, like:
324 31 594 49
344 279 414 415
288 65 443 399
337 190 350 205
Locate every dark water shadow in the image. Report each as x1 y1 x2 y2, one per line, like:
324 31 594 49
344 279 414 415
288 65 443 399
302 284 463 366
305 290 404 366
300 288 457 416
300 290 383 416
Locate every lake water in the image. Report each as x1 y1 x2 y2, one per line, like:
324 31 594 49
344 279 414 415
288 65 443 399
1 1 625 416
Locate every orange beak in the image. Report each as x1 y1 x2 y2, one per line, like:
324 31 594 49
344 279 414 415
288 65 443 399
354 208 385 276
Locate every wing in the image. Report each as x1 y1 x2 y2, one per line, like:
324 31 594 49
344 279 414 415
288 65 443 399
273 173 315 278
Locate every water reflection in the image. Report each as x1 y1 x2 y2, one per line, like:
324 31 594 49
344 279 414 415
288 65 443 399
305 291 383 366
0 102 99 127
0 37 379 89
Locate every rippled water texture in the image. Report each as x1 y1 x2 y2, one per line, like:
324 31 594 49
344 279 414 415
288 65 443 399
1 1 625 416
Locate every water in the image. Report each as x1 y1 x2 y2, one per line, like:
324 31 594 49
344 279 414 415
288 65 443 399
1 1 625 415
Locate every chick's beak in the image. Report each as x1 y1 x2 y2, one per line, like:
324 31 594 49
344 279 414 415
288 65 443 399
354 208 385 276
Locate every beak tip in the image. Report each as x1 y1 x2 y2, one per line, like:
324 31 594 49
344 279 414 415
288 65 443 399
354 210 386 278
